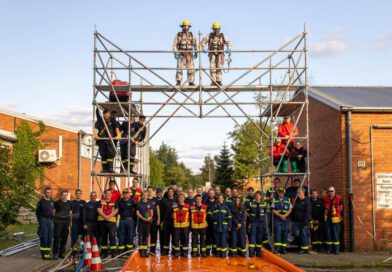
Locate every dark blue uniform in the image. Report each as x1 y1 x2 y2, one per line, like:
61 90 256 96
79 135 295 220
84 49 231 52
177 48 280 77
249 201 266 257
271 196 291 253
117 197 136 253
36 198 54 259
71 199 86 253
210 203 232 257
225 196 234 210
136 200 153 256
148 197 160 254
204 198 216 255
85 200 99 242
229 205 246 257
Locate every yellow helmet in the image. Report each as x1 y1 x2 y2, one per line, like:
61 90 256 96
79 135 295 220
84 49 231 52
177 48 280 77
212 21 221 29
181 20 191 27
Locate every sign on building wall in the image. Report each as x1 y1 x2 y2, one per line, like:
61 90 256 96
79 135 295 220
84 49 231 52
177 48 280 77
376 173 392 209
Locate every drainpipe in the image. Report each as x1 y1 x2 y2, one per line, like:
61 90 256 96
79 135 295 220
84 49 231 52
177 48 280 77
78 131 82 190
346 111 355 251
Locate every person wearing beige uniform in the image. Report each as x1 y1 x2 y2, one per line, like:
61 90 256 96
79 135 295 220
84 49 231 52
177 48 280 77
173 20 198 86
201 22 232 86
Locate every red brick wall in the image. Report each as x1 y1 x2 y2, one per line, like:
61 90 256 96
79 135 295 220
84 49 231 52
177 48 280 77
0 112 97 200
296 97 345 194
297 97 392 251
349 113 392 250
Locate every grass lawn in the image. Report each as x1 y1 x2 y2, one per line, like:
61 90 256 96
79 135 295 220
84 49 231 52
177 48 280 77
0 224 38 250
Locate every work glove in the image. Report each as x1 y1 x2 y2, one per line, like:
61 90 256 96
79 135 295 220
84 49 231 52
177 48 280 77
194 52 198 59
174 52 179 60
225 48 231 54
202 48 208 53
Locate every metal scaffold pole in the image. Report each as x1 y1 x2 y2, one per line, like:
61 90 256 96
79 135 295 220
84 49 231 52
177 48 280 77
90 30 310 200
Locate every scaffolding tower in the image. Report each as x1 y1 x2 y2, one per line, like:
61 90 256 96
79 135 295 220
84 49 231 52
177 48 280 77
91 29 310 198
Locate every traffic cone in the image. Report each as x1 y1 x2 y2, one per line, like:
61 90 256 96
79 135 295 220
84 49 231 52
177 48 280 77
91 237 103 271
83 235 92 268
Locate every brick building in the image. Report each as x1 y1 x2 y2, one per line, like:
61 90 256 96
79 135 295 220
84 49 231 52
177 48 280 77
296 86 392 251
0 107 100 199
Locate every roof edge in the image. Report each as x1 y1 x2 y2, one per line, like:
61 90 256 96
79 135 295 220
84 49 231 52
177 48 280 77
0 107 81 134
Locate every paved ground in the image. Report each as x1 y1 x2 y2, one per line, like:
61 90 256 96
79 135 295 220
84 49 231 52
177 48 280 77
1 245 391 272
0 244 126 272
282 251 392 271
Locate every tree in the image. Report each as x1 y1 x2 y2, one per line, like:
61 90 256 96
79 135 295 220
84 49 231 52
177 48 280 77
199 155 215 184
149 149 164 188
156 142 179 184
229 120 271 189
0 120 45 234
214 143 234 189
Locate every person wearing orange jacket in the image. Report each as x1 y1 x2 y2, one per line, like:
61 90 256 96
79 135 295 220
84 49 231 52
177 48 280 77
278 115 298 149
271 139 290 172
190 194 208 257
324 187 343 255
172 194 190 257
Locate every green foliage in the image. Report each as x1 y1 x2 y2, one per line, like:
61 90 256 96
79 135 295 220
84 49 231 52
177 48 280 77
151 142 195 188
149 149 164 188
0 121 45 234
214 143 234 189
229 120 271 184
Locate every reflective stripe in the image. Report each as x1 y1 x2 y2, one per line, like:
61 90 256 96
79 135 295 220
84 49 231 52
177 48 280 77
249 244 255 248
182 247 189 250
192 248 198 252
325 242 333 245
172 246 180 250
333 241 340 245
126 245 134 249
150 243 156 247
229 248 238 252
262 239 269 244
256 244 262 248
101 246 109 249
239 248 247 252
118 246 125 250
301 246 309 250
201 247 206 251
221 247 227 251
274 243 282 246
139 245 148 249
110 246 117 250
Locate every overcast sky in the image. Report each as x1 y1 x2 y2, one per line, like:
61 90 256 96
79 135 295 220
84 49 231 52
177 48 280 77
1 0 392 172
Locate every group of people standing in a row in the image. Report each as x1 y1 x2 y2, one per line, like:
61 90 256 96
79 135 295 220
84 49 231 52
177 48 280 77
36 177 343 260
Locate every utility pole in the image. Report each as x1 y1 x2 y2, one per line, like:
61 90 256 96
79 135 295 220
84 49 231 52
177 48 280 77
207 153 211 185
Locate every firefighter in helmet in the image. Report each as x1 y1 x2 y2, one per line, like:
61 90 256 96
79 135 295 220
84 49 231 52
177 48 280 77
173 20 198 86
201 22 232 86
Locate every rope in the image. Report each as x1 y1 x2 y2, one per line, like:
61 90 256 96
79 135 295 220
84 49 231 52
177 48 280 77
223 53 232 73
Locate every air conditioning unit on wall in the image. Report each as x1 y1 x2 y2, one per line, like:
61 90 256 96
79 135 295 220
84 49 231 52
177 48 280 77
38 150 57 163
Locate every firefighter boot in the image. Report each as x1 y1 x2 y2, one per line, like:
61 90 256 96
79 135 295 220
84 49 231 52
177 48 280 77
291 160 297 172
279 159 288 173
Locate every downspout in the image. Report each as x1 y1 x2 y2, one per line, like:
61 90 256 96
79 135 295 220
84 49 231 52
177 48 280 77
346 111 355 251
78 131 82 190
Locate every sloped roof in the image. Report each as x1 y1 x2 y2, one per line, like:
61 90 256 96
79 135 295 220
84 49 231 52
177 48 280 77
309 86 392 112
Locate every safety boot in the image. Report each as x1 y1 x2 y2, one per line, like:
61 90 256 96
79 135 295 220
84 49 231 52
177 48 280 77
291 160 297 172
176 80 181 86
